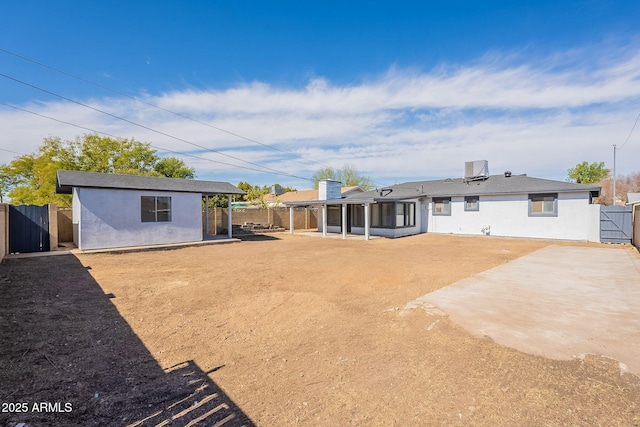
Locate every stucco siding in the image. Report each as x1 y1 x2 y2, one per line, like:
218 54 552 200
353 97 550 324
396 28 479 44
76 188 202 250
427 192 599 241
72 188 81 247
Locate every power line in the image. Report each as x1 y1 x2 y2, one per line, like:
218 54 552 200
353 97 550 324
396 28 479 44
618 110 640 150
0 47 337 171
0 73 311 182
0 48 388 188
0 147 23 156
0 102 311 180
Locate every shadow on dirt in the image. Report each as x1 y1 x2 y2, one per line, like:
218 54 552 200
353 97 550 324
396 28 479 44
0 255 254 427
234 234 282 241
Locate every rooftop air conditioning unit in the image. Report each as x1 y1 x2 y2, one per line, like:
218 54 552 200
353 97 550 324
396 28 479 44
270 184 285 195
464 160 489 181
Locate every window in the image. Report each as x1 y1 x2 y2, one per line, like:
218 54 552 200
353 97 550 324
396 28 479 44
395 203 416 227
371 203 394 228
370 202 415 228
529 193 557 217
141 196 172 222
327 205 341 226
465 196 479 211
351 204 364 227
432 197 451 216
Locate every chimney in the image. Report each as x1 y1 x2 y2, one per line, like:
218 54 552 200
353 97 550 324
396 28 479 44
319 179 342 200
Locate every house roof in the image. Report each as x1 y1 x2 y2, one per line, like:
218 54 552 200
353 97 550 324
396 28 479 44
263 186 363 204
349 174 601 202
56 170 245 196
627 192 640 205
285 174 600 205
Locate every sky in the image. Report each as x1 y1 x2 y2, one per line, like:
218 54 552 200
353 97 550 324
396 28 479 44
1 0 640 189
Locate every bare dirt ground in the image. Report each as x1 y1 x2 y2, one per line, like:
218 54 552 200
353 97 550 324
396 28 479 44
1 233 639 426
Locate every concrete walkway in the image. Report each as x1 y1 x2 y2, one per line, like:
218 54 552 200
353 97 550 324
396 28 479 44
405 245 640 375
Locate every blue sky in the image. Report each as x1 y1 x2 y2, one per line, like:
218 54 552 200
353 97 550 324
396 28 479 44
2 1 640 188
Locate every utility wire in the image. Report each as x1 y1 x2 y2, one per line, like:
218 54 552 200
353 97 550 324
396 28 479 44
0 102 311 180
0 147 23 155
0 47 337 170
0 48 388 188
0 73 311 182
618 110 640 150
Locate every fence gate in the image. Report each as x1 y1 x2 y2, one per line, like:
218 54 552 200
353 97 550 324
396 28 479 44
600 205 632 244
9 205 50 253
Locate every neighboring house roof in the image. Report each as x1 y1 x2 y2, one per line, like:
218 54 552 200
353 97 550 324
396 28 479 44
56 170 245 196
286 174 600 205
627 192 640 205
264 186 363 204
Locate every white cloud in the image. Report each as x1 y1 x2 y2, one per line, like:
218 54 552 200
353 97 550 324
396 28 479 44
1 46 640 187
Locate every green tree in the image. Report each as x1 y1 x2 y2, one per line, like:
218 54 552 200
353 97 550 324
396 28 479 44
567 161 610 184
154 157 195 179
1 134 196 207
237 181 269 206
203 194 238 208
312 164 373 190
311 167 337 188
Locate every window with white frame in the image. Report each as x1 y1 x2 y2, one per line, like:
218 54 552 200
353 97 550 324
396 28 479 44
528 193 558 216
432 197 451 216
141 196 172 222
464 196 479 211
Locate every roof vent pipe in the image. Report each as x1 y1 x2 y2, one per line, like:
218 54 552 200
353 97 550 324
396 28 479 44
504 171 512 177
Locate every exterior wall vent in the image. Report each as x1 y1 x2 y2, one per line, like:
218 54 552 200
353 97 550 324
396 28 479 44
319 179 342 200
464 160 489 181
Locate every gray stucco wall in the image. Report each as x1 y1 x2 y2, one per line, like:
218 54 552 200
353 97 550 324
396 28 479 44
75 187 203 250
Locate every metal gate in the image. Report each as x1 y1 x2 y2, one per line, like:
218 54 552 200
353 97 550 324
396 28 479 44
9 205 50 253
600 205 632 244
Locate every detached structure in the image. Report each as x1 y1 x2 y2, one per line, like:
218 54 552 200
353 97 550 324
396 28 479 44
56 170 244 251
286 161 601 242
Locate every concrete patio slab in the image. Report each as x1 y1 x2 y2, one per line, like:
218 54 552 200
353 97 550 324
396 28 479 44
405 245 640 375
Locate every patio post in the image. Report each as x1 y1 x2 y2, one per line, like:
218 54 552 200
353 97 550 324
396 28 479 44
289 206 294 234
342 203 347 239
228 195 233 238
205 195 209 236
322 204 327 238
364 203 370 241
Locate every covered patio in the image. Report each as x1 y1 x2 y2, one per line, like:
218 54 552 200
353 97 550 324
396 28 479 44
285 198 377 240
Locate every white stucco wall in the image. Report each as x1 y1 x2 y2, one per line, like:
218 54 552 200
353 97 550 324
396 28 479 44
427 192 600 242
72 187 81 247
75 188 203 250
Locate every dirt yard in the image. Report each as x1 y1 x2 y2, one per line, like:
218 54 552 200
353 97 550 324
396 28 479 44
1 233 639 426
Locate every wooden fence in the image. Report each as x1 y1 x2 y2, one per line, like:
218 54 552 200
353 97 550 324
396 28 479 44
203 207 318 234
0 204 8 260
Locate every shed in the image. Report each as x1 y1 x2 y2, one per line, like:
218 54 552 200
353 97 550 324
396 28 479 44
56 170 244 250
